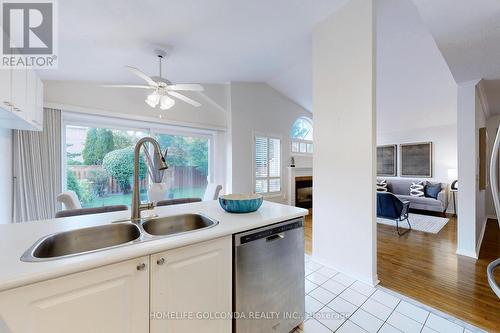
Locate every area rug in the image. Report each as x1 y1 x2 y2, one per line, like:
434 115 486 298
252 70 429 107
377 213 449 234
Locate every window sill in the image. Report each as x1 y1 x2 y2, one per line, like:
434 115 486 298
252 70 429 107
291 152 313 157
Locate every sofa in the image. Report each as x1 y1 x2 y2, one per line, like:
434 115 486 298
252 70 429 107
377 178 448 214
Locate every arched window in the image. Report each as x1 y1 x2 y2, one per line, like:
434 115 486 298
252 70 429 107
291 117 313 140
291 117 313 154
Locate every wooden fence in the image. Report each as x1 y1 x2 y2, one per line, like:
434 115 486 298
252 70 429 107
68 165 207 194
169 166 207 189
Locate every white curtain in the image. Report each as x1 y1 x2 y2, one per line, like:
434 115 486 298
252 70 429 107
13 108 62 222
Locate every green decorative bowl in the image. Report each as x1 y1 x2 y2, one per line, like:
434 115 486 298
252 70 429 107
218 194 264 213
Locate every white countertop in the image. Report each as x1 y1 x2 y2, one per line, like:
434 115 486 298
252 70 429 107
0 200 308 292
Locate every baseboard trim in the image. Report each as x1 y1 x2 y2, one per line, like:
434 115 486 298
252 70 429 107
456 248 478 259
311 254 379 287
475 218 488 258
456 218 488 259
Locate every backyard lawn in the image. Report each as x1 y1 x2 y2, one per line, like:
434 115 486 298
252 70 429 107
83 187 206 208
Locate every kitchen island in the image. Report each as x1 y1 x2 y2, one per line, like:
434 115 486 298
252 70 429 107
0 200 307 333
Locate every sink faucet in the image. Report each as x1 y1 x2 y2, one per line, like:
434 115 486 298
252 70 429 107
131 137 168 222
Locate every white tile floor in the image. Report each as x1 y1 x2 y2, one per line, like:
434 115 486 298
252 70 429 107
294 255 487 333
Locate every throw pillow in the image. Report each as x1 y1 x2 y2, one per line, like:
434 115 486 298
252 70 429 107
425 182 441 199
376 179 388 192
410 182 424 197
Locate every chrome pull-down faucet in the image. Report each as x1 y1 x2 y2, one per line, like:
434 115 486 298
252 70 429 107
131 137 168 222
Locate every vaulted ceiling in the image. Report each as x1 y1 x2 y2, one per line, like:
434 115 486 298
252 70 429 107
38 0 345 112
413 0 500 115
39 0 500 117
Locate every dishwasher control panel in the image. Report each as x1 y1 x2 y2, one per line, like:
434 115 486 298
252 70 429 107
239 219 303 244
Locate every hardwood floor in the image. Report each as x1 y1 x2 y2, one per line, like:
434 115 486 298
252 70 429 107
304 211 312 255
378 216 500 331
304 213 500 331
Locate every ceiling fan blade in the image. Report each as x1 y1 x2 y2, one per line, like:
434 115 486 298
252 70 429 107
168 84 204 92
102 84 155 89
125 66 158 87
168 91 202 107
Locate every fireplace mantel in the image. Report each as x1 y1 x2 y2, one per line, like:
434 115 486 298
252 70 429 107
287 167 312 206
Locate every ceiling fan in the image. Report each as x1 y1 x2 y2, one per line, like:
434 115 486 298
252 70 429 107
103 49 204 110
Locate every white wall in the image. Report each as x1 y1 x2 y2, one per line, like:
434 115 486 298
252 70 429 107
313 0 377 285
377 125 457 183
0 128 12 224
486 114 500 219
376 0 457 133
475 88 487 246
457 81 487 258
375 0 458 214
44 81 228 130
228 82 312 202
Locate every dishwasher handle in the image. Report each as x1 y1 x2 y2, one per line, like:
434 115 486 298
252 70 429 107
234 218 303 246
266 233 284 242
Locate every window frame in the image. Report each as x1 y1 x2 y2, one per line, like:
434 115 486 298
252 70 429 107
62 112 215 200
253 132 282 196
290 117 313 155
291 138 313 156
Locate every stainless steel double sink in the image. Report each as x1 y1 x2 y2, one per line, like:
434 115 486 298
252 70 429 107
21 214 218 262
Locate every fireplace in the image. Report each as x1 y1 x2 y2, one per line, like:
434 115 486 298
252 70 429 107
295 176 312 209
287 167 312 207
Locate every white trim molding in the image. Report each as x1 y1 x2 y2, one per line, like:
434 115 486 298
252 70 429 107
312 254 380 287
456 218 487 260
456 248 478 259
287 167 312 206
476 79 490 119
475 218 488 258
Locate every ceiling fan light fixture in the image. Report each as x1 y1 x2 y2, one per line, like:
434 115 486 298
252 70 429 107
160 95 175 110
145 92 160 108
105 50 203 108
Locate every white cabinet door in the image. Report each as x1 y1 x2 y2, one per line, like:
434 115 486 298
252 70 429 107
0 257 150 333
10 67 26 115
150 236 232 333
25 70 37 125
0 28 12 112
0 68 11 112
34 76 44 127
23 70 42 130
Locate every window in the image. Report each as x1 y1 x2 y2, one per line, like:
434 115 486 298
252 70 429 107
153 133 209 199
64 121 211 208
255 136 281 194
291 117 313 154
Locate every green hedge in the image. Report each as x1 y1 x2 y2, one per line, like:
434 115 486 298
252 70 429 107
103 147 147 193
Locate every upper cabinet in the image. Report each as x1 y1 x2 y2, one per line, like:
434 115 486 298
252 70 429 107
35 76 44 127
0 65 44 132
0 68 11 112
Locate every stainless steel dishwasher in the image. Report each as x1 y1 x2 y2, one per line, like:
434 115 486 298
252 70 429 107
233 218 305 333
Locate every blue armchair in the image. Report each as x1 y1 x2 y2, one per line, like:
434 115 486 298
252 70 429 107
377 192 412 236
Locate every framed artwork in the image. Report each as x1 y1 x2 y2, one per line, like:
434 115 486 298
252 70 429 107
377 145 397 177
400 142 433 177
